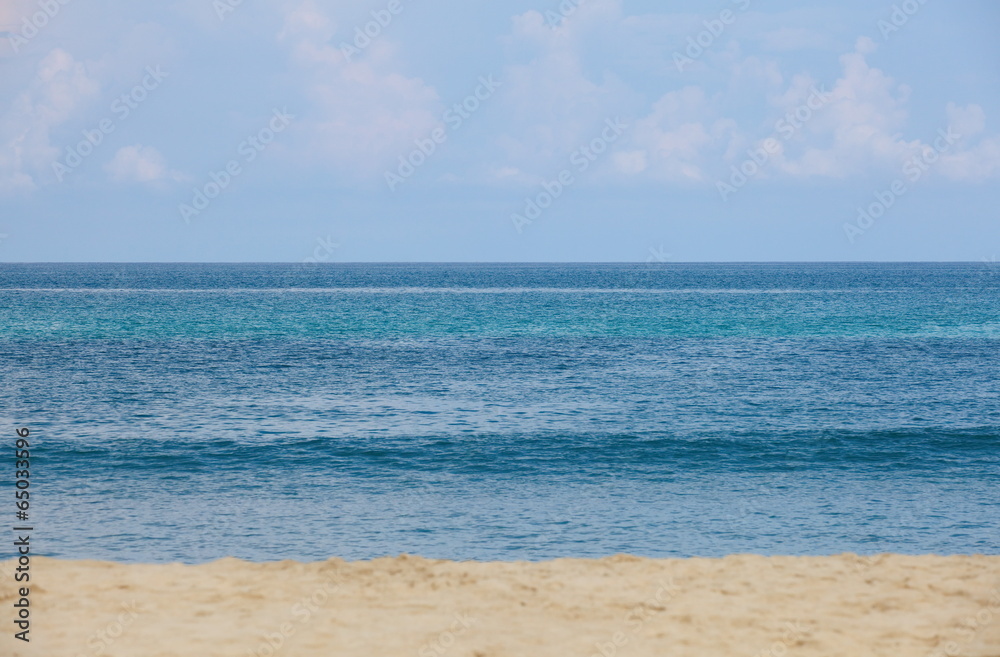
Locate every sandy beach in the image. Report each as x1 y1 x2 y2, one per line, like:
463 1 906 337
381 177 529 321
3 553 998 657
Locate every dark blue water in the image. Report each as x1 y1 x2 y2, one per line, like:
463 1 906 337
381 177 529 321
1 263 998 562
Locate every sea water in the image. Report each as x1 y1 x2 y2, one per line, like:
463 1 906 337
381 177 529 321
0 263 997 562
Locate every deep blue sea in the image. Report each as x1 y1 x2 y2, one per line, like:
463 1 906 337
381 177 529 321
1 263 998 563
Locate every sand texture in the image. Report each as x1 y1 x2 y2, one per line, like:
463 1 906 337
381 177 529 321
3 553 999 657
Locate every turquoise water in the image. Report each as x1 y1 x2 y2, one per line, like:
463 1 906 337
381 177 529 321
1 263 998 562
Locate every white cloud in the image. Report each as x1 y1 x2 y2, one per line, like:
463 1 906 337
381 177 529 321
485 0 640 182
263 1 1000 188
603 32 1000 185
0 48 99 193
105 144 183 184
619 86 738 183
0 0 33 35
946 102 986 138
276 0 442 179
936 103 1000 182
6 2 996 196
768 39 1000 181
613 150 647 175
769 38 914 177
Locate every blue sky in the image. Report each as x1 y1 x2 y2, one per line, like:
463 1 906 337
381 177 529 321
1 0 998 262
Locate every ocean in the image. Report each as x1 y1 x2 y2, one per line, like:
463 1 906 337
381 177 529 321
1 262 998 563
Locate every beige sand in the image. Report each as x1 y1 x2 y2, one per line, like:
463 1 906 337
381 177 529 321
2 553 999 657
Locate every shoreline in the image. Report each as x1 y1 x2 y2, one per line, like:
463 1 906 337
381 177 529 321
4 553 999 656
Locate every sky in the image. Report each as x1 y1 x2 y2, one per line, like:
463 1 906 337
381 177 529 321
0 0 998 262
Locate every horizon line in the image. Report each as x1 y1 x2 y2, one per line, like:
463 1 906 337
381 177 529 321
0 260 993 266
